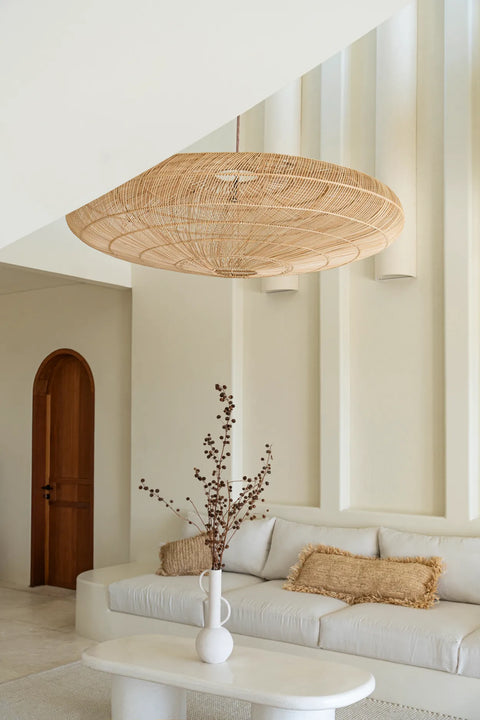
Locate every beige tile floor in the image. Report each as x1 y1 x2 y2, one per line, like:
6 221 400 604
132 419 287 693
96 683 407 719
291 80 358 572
0 582 94 683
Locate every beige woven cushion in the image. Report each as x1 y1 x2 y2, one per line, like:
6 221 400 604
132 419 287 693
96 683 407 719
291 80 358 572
284 544 443 609
157 534 211 576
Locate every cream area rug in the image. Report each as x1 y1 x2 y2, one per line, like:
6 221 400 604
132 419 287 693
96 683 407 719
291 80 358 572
0 662 466 720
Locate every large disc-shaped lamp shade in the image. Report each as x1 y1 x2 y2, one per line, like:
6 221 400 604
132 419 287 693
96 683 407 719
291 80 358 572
66 152 404 278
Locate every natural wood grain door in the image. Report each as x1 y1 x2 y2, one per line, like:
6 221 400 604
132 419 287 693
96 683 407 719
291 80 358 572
31 350 94 589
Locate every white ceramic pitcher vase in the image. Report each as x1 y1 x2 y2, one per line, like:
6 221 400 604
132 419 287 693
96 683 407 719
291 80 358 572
195 569 233 663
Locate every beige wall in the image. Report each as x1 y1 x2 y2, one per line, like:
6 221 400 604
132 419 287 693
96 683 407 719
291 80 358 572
130 268 234 563
243 275 320 507
3 3 478 582
347 9 445 516
129 1 480 565
0 282 131 586
129 268 322 561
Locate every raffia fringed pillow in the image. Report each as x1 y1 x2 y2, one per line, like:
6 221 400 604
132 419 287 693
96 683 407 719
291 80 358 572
157 534 211 576
283 544 443 608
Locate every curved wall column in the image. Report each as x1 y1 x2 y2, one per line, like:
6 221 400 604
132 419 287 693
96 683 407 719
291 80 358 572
444 0 480 521
375 1 417 280
262 80 301 290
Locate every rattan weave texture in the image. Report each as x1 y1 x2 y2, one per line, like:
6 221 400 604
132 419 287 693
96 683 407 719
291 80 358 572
66 152 404 278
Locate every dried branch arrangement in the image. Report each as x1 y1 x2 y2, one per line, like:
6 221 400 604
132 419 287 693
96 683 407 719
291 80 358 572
139 383 272 570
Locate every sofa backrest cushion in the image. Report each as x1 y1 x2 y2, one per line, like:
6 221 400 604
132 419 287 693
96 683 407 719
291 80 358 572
262 518 379 580
379 527 480 603
183 513 276 577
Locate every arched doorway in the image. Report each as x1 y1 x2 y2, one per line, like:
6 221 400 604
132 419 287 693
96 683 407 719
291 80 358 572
30 349 94 589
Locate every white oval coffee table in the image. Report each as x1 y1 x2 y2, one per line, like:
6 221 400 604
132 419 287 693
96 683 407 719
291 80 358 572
83 634 375 720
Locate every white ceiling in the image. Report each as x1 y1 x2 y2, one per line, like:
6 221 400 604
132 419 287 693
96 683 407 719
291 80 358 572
0 0 411 248
0 263 78 295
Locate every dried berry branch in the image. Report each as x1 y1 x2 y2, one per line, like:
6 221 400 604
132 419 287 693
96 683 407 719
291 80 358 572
139 383 272 570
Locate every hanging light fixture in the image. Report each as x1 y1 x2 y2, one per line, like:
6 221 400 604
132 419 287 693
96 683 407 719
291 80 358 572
66 151 404 279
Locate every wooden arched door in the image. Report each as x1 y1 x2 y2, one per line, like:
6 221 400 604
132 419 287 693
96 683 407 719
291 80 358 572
31 349 94 589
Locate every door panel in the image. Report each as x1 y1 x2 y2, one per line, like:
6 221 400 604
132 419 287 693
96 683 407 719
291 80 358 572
31 394 49 586
31 350 94 590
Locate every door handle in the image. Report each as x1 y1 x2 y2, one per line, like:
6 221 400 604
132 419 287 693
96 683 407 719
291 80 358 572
41 484 53 490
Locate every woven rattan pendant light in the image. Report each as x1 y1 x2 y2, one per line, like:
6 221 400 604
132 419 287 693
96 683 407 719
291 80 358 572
66 151 404 279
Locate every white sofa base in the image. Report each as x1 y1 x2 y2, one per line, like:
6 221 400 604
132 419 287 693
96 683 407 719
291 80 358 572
77 564 480 720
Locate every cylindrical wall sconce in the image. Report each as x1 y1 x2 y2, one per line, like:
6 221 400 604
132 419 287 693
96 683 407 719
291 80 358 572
375 1 417 280
262 276 299 293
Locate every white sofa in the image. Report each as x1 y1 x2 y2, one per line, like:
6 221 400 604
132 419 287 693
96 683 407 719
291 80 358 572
76 517 480 720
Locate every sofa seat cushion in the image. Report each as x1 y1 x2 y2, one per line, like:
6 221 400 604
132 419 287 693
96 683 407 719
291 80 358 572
224 580 347 648
108 572 263 627
458 629 480 678
319 600 480 673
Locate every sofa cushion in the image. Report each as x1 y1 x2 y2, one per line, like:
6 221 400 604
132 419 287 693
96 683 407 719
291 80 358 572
157 534 210 576
108 572 263 627
284 544 443 608
224 579 347 648
458 628 480 679
262 518 379 580
379 527 480 603
320 600 480 673
183 515 275 577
